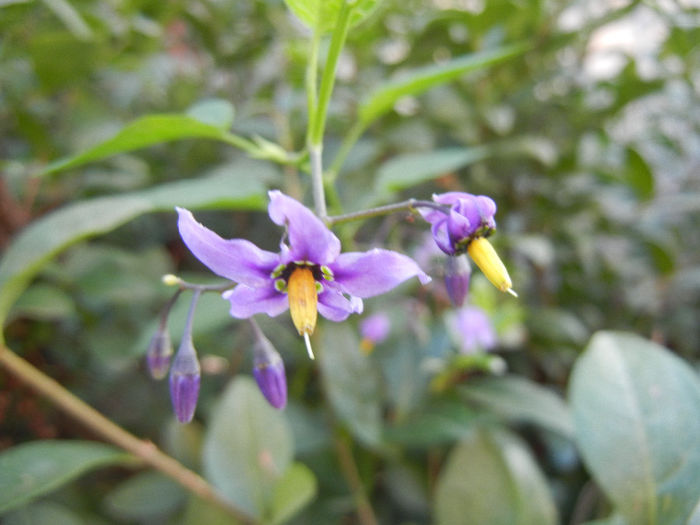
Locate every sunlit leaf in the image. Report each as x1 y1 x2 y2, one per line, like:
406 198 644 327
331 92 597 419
434 426 558 525
569 331 700 525
0 441 131 514
284 0 380 33
359 43 529 125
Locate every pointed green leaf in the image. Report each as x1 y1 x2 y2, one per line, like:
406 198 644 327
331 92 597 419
569 331 700 525
359 43 529 125
435 427 558 525
624 147 655 200
284 0 381 33
186 99 235 130
0 441 131 514
202 378 293 519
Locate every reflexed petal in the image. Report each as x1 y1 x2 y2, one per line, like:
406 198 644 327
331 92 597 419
317 286 362 321
222 284 288 318
267 190 341 264
331 249 431 298
431 221 455 255
177 207 279 286
447 208 474 242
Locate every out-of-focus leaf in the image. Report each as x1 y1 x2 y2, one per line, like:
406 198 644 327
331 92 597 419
460 375 574 439
383 400 479 448
0 441 131 514
569 331 700 525
583 516 627 525
319 324 382 447
41 0 93 40
182 496 243 525
434 426 558 525
359 44 528 125
624 147 654 200
269 463 317 525
0 163 267 332
375 147 493 195
284 0 380 33
8 283 76 322
3 501 84 525
103 471 184 521
202 377 293 519
186 99 235 130
39 114 241 177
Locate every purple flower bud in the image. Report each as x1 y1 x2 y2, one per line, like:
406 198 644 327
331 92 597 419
146 328 173 380
360 313 391 345
451 306 497 354
169 338 201 423
251 326 287 410
444 255 471 307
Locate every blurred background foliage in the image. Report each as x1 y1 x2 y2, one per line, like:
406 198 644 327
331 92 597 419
1 0 699 524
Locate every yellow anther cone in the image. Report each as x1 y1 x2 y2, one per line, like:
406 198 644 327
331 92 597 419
467 237 517 297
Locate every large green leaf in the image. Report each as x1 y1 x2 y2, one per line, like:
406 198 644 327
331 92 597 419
39 104 237 177
319 323 382 447
569 331 700 525
460 375 574 439
202 377 293 519
0 440 131 514
359 43 528 125
103 471 185 522
434 426 558 525
284 0 380 33
269 463 317 525
0 162 268 332
375 146 494 195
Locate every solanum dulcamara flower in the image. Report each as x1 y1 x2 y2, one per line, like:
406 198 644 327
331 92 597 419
421 192 517 297
176 190 431 358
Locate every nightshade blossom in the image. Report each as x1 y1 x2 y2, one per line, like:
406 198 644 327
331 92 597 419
359 312 391 354
177 191 431 357
421 192 516 296
450 306 497 354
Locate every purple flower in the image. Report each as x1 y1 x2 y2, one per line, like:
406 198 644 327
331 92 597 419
421 192 497 256
359 312 391 353
443 254 471 307
177 191 430 357
450 306 497 354
169 337 201 423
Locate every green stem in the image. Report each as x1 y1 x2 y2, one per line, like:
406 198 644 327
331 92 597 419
308 1 354 147
310 145 327 218
305 29 321 147
333 432 379 525
326 198 447 226
0 344 258 524
327 120 366 181
221 132 261 155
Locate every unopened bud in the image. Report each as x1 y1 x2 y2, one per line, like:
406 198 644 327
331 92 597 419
444 254 471 307
146 327 173 380
467 237 517 297
252 329 287 410
169 338 201 423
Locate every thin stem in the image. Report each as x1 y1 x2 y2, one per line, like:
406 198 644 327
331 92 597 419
334 432 379 525
326 198 448 226
0 344 257 524
158 289 182 330
309 145 327 218
220 132 262 156
308 1 353 147
327 120 366 181
305 29 321 147
181 289 202 343
163 274 235 294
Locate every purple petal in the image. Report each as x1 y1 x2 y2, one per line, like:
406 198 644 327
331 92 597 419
222 284 288 318
447 207 474 243
267 191 341 264
360 313 391 344
177 207 279 286
444 255 471 307
431 221 455 255
317 285 363 322
331 249 431 298
452 306 497 354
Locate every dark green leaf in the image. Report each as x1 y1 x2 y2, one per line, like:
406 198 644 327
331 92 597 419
359 44 529 125
624 148 655 200
8 283 76 322
0 441 131 514
569 331 700 525
434 426 558 525
202 377 293 519
319 323 382 447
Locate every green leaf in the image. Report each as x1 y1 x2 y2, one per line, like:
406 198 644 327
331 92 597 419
269 463 317 525
460 375 574 439
624 147 655 200
3 501 85 525
375 147 494 195
104 471 185 521
434 427 558 525
569 331 700 525
0 162 267 332
0 440 131 514
186 99 235 130
284 0 380 33
8 283 76 322
319 323 382 447
39 114 239 176
202 377 293 519
359 43 529 125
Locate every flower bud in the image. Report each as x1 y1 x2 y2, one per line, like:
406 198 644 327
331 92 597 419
444 254 471 307
169 338 201 423
146 327 173 380
252 332 287 410
467 237 517 297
